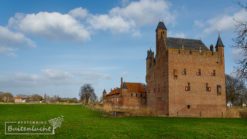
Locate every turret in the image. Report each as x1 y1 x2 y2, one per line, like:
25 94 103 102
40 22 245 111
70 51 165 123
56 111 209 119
103 89 107 96
121 82 128 96
215 34 224 64
156 21 167 56
146 49 154 73
120 77 123 88
215 34 224 52
102 89 107 102
210 44 214 52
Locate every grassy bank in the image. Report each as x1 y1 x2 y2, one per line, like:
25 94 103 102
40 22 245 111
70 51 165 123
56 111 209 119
0 104 246 139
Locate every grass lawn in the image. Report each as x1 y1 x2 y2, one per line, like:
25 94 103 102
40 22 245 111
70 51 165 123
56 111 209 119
0 104 246 139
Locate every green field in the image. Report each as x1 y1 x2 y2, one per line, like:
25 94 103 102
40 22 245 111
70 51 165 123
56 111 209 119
0 104 246 139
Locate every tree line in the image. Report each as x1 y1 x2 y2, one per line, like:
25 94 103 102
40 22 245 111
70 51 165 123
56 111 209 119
0 92 78 103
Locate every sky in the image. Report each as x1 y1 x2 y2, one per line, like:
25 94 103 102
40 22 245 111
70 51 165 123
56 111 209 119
0 0 246 98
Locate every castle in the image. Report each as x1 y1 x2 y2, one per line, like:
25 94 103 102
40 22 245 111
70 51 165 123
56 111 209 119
103 21 226 117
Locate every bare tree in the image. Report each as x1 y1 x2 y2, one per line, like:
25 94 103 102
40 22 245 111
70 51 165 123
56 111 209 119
226 74 247 105
0 92 14 102
79 84 97 104
234 2 247 80
29 94 43 102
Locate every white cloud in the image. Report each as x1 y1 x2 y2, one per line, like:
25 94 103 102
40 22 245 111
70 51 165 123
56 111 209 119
196 9 247 34
0 26 35 55
0 0 175 55
121 0 130 6
8 12 91 41
69 7 88 19
87 0 175 34
15 73 40 82
110 0 174 26
42 69 72 80
88 14 135 33
4 0 175 44
0 69 111 88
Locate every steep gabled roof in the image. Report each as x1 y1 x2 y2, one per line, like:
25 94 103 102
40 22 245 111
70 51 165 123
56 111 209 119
105 82 146 97
124 82 146 93
167 37 209 51
156 21 167 31
216 35 224 47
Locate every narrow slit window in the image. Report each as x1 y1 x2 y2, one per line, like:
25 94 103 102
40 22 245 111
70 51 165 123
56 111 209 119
182 68 187 75
173 69 178 79
206 83 211 92
217 85 222 95
212 70 216 76
185 82 191 91
197 69 201 76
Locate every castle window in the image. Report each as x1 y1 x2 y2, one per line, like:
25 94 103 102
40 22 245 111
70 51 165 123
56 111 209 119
185 82 191 91
131 93 133 97
217 85 222 95
162 31 164 35
189 50 192 54
173 69 178 79
182 68 187 75
212 70 216 76
196 69 201 76
206 83 211 92
187 105 191 109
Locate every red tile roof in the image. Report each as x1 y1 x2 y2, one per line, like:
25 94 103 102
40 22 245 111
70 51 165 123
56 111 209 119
124 82 146 93
105 82 146 97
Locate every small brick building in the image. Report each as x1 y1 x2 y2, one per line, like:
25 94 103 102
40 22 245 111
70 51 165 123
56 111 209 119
103 78 146 110
146 21 226 117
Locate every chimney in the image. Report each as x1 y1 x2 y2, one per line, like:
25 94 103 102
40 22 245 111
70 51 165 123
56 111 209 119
121 77 123 87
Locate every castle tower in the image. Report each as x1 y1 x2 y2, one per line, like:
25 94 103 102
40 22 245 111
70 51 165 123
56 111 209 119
121 81 128 97
146 49 154 75
156 21 167 57
120 77 128 93
146 21 226 117
215 34 224 64
102 89 107 102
